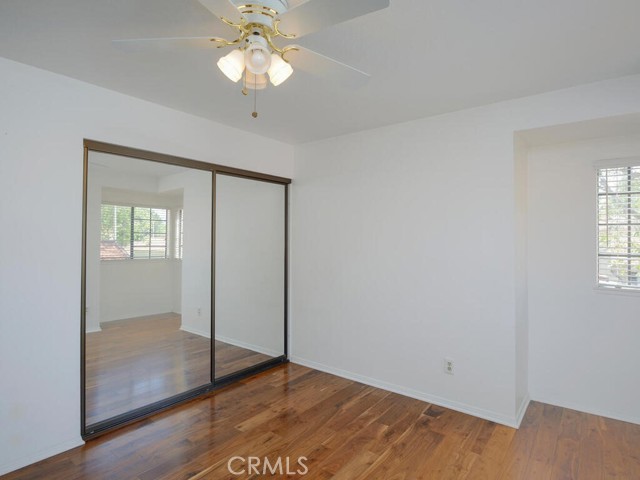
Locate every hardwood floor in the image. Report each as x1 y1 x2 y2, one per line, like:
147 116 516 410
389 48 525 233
86 313 273 425
6 363 639 479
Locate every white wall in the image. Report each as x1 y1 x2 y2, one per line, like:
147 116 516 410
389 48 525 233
292 116 521 425
215 174 285 357
159 170 212 337
514 137 529 417
291 73 640 427
85 167 102 332
0 56 293 476
99 260 176 321
527 134 640 424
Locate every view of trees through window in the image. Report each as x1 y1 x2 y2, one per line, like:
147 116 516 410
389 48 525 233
100 204 168 260
598 165 640 289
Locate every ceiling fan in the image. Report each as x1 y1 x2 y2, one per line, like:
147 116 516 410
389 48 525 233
114 0 390 117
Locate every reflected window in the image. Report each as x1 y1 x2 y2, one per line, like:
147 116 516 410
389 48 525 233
100 204 168 260
175 209 184 260
598 165 640 289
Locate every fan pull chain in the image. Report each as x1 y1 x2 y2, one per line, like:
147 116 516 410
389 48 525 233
252 74 258 118
240 70 258 118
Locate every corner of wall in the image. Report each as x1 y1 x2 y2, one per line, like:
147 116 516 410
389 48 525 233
514 133 530 421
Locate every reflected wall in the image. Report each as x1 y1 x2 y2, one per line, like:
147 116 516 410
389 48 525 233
215 174 286 379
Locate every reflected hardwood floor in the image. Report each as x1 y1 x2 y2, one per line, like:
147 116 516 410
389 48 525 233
86 313 273 425
5 363 640 479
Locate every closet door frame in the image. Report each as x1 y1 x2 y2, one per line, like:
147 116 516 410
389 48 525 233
81 139 290 439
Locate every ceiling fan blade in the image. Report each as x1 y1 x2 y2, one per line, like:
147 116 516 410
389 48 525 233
112 36 228 52
197 0 243 23
287 46 370 88
278 0 389 39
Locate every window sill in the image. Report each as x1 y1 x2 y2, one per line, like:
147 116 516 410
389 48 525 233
100 258 180 263
594 286 640 297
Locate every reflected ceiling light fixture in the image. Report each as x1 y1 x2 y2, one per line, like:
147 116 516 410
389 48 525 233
113 0 390 118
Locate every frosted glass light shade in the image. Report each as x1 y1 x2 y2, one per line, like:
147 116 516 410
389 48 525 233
267 54 293 86
245 44 272 75
217 49 245 82
244 71 268 90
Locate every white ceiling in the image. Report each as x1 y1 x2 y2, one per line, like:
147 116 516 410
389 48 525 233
1 0 640 144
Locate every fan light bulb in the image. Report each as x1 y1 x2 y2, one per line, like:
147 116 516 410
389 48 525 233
251 50 267 68
245 43 272 75
267 53 293 86
217 49 245 82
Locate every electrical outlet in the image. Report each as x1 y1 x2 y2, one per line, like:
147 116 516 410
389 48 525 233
444 357 454 375
197 308 202 316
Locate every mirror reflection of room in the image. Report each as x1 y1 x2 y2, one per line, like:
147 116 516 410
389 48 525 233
85 152 211 425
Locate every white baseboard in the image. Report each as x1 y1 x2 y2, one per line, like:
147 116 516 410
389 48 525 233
515 394 531 428
179 324 211 339
215 334 282 358
290 356 522 429
179 327 282 358
85 326 101 333
530 394 640 426
0 438 84 477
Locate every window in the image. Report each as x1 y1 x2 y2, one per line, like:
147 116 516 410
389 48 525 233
100 204 168 260
598 165 640 289
175 209 184 259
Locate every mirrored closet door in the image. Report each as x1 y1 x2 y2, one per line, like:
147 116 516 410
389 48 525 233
83 149 213 429
81 141 289 437
214 173 287 380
